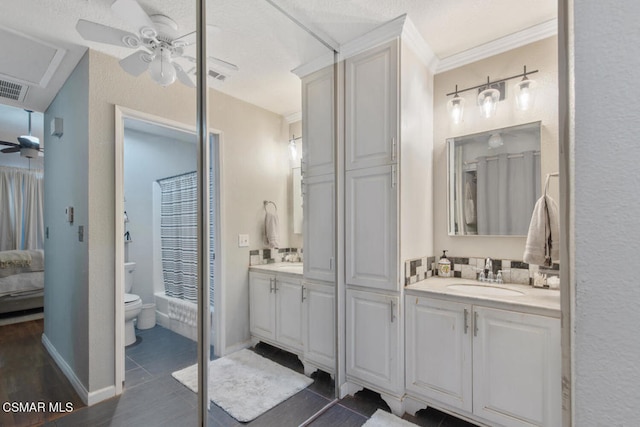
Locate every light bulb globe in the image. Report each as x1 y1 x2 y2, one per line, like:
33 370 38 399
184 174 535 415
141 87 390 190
148 48 176 87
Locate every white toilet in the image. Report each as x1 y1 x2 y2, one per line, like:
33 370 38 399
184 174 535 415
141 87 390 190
124 262 142 346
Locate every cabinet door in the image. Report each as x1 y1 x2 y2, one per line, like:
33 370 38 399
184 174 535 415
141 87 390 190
346 166 398 290
302 66 334 177
346 289 401 395
303 174 335 282
249 272 276 341
274 276 304 350
405 296 472 412
473 307 561 427
303 280 335 371
345 39 398 170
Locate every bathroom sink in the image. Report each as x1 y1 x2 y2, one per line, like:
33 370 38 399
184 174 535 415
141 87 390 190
446 284 524 297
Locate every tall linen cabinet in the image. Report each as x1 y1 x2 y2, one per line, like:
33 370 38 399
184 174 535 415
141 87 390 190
298 16 435 415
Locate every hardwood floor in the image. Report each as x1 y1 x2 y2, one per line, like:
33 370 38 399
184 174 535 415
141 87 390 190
1 320 477 427
0 319 85 427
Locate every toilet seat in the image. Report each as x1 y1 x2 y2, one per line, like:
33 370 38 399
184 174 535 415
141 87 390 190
125 293 141 306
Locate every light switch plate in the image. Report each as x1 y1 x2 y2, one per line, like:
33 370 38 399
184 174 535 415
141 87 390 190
238 234 249 247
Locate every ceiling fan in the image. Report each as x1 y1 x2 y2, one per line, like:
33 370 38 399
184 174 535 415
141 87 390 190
0 110 42 159
75 0 238 87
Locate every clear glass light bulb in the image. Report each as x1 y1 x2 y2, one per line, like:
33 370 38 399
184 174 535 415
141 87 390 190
447 95 465 124
148 47 176 87
478 88 499 118
289 139 297 161
514 78 537 111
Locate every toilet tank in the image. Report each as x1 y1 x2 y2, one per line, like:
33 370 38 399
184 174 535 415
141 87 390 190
124 262 136 293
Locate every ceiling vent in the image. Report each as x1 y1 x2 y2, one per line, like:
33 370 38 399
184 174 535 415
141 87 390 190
0 78 28 102
208 69 227 82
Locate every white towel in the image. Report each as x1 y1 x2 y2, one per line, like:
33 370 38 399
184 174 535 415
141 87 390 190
264 211 279 249
523 194 559 266
464 180 476 225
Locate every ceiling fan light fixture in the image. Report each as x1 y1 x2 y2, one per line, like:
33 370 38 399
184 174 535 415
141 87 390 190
20 148 39 159
148 47 176 86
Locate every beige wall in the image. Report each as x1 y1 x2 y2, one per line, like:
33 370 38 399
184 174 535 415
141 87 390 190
433 37 558 260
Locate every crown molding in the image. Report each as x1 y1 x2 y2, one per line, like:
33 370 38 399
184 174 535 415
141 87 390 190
285 111 302 123
340 14 407 60
294 14 438 78
400 15 439 73
436 19 558 74
291 51 335 78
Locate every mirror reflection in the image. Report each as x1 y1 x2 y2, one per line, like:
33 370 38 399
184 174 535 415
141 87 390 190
448 121 541 236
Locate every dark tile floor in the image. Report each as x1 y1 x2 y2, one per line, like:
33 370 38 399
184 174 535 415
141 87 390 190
48 325 477 427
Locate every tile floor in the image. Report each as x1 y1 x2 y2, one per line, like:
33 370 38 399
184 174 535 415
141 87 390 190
46 325 478 427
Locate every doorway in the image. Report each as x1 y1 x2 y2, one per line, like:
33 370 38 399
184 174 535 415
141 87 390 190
114 106 222 393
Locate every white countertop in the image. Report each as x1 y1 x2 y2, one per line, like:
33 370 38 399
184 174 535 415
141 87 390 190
249 262 303 277
405 277 561 318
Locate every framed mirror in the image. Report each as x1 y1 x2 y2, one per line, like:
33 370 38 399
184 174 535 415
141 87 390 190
448 121 541 236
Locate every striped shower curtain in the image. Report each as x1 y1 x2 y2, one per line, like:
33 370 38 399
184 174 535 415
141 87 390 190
159 171 214 307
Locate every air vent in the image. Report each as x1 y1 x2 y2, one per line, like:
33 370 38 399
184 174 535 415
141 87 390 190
208 69 227 82
0 78 28 102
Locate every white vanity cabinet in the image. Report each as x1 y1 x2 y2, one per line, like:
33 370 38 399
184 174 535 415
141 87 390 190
303 174 335 283
345 165 398 291
346 289 402 396
249 271 303 353
405 294 561 427
405 296 472 412
472 306 561 427
302 280 335 374
345 39 398 171
302 65 334 177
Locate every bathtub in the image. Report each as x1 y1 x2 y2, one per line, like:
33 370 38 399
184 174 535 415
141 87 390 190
154 292 215 343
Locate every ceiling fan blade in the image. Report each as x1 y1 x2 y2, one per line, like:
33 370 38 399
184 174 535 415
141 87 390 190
76 19 141 48
173 63 195 88
1 146 20 154
208 56 239 72
111 0 156 38
0 140 18 147
119 51 151 76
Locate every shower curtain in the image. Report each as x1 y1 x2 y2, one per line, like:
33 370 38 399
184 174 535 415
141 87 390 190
159 171 215 307
476 151 540 235
0 167 44 251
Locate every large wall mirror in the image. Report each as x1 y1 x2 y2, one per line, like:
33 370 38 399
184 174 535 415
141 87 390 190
448 121 541 236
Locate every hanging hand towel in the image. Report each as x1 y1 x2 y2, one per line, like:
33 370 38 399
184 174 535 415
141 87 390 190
523 193 559 266
264 211 280 249
464 179 476 225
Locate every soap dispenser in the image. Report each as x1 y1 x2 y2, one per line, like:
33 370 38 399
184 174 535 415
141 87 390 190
438 250 451 277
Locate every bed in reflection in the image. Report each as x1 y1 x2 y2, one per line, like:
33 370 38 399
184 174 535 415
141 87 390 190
0 250 45 317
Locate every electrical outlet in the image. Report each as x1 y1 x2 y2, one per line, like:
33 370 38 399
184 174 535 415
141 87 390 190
238 234 249 247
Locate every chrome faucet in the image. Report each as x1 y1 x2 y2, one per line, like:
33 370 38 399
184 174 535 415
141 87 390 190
485 258 494 282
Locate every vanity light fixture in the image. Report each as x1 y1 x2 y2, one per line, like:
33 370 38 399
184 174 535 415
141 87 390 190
289 135 301 161
446 85 465 124
514 66 537 111
487 132 504 149
446 65 539 122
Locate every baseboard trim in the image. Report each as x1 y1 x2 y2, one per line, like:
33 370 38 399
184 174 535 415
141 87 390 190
41 333 116 406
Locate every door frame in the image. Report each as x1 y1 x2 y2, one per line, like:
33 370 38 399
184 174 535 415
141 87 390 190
114 105 224 394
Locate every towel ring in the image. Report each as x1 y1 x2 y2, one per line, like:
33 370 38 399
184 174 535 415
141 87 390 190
263 200 277 212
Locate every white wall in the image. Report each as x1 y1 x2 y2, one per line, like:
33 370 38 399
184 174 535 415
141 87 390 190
123 128 196 304
574 1 640 424
43 52 90 390
433 37 559 260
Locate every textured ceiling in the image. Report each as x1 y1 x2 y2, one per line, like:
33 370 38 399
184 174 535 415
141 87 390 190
0 0 556 118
